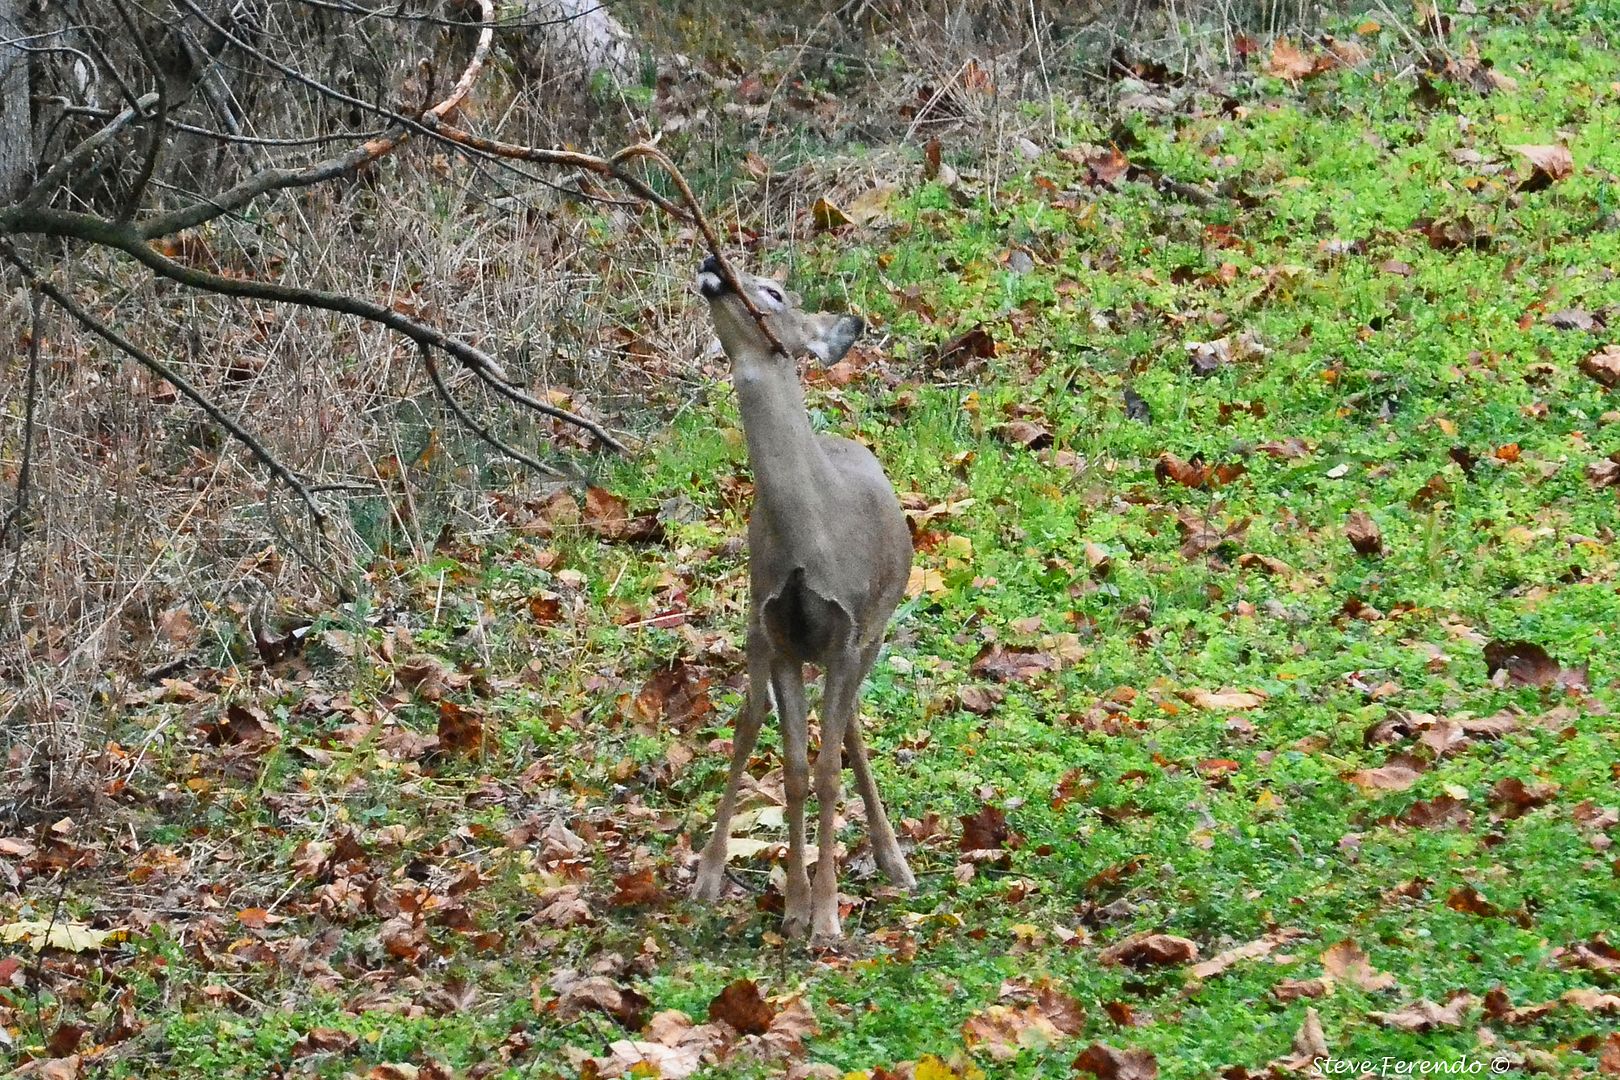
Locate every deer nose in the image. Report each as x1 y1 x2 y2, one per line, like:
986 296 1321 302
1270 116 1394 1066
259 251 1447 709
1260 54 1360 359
700 254 721 276
696 255 728 297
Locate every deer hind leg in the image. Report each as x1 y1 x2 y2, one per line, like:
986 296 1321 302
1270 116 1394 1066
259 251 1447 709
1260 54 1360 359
844 691 916 892
692 624 773 902
772 657 814 939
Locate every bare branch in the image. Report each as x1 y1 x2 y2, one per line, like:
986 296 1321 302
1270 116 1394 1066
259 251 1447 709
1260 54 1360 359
20 91 160 211
0 238 325 521
0 208 628 453
419 345 570 480
142 0 495 239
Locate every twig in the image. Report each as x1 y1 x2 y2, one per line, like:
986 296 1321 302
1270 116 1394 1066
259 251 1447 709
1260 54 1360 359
0 238 325 521
420 345 569 479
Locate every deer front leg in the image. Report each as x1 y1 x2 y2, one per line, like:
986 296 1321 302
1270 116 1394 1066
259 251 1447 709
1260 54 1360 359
772 659 814 939
693 626 773 901
809 646 865 944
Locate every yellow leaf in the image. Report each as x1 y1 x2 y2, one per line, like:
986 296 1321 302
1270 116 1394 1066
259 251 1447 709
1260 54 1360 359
906 566 948 597
0 918 123 951
812 198 851 230
915 1054 961 1080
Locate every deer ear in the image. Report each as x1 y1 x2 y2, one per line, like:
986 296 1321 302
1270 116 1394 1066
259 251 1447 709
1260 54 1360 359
807 315 864 364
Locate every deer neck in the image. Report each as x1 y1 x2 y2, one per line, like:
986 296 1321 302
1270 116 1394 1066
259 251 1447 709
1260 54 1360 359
732 353 837 536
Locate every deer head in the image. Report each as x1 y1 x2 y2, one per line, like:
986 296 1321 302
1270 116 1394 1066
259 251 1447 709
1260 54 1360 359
696 255 863 366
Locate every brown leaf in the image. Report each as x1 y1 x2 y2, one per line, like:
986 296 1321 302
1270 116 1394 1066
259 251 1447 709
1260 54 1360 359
934 325 997 368
1263 38 1317 80
1073 1042 1159 1079
583 487 664 544
291 1028 359 1057
959 804 1010 852
1321 940 1398 991
1507 143 1574 190
1345 510 1383 555
1346 759 1423 791
1598 1031 1620 1075
436 699 487 756
707 978 775 1035
1483 639 1588 689
203 702 279 747
1446 885 1501 917
1581 344 1620 387
1560 937 1620 974
631 660 715 730
610 866 668 907
1272 978 1328 1002
1256 437 1311 459
996 420 1054 450
997 977 1086 1036
1368 993 1477 1032
1589 453 1620 488
1400 795 1472 830
1488 777 1558 819
1099 932 1198 969
1156 453 1245 489
1292 1007 1329 1059
1190 933 1294 980
970 643 1057 683
1544 308 1601 331
962 1004 1065 1061
555 973 650 1029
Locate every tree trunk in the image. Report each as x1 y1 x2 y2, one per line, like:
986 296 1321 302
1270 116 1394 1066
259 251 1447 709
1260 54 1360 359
504 0 639 87
0 0 32 197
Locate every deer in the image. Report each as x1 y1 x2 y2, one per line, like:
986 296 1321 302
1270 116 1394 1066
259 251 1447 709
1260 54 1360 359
689 254 916 944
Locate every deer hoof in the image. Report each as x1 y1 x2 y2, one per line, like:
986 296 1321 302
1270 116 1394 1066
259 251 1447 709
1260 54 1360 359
691 867 725 902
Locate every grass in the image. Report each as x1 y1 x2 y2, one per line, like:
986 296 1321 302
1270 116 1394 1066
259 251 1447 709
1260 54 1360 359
4 6 1620 1079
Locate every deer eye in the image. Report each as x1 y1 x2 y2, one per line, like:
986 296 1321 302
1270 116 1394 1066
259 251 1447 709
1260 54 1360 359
759 285 785 306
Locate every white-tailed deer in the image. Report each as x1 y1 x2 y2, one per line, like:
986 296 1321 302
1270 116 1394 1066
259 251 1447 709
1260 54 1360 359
690 255 916 943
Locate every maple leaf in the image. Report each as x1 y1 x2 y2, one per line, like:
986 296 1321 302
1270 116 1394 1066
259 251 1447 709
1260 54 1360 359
1345 510 1383 555
1580 344 1620 387
959 803 1010 852
962 1003 1064 1061
969 643 1056 683
1320 940 1398 991
707 979 775 1035
1506 143 1574 190
1263 38 1317 81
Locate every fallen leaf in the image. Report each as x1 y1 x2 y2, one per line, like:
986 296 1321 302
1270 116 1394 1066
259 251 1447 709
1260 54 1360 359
996 420 1053 450
0 919 121 952
1073 1042 1159 1079
962 1003 1064 1060
970 643 1056 683
1263 38 1317 80
960 804 1010 852
1488 777 1558 819
1182 688 1265 711
1346 510 1383 555
1581 345 1620 387
610 866 668 907
1320 940 1398 991
554 973 650 1029
811 197 851 230
706 978 774 1035
1368 993 1477 1032
1099 932 1198 969
583 487 663 544
291 1028 359 1057
1507 143 1574 190
1483 640 1586 690
1346 760 1423 793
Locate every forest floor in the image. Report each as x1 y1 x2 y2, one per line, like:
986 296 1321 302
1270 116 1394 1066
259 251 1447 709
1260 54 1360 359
5 5 1620 1079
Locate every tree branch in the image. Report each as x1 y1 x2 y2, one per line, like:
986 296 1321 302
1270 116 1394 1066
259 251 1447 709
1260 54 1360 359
20 91 160 212
110 0 168 224
0 207 627 452
420 345 569 479
0 238 325 520
141 0 495 240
